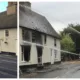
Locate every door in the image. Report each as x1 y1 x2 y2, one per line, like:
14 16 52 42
51 49 54 64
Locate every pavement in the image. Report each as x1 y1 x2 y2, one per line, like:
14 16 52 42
20 60 80 78
0 54 17 78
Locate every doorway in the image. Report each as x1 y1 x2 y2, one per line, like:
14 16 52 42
36 46 43 64
22 45 31 62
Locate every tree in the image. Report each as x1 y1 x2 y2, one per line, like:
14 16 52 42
68 24 80 54
61 33 75 52
60 24 80 54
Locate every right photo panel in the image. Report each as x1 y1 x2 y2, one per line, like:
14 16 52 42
19 1 80 78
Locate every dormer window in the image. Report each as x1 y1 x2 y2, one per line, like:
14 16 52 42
5 30 9 37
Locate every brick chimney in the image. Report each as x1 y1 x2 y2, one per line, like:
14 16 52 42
7 2 17 15
19 2 31 9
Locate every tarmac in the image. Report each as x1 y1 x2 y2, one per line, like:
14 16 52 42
0 54 17 78
20 60 80 78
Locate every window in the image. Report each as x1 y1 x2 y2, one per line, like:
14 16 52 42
21 46 24 61
5 30 9 37
32 31 36 42
21 45 31 62
22 29 31 41
51 49 53 56
32 31 42 44
44 35 46 44
54 50 57 58
54 38 57 47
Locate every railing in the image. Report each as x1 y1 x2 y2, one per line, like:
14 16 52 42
61 50 80 56
61 50 80 61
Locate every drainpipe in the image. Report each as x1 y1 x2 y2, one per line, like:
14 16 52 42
0 39 2 53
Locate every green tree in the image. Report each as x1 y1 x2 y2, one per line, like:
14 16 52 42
60 24 80 54
61 33 75 52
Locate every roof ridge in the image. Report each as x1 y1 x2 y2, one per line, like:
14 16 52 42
20 4 45 18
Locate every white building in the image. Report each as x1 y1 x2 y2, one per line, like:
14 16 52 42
19 2 61 67
0 2 17 55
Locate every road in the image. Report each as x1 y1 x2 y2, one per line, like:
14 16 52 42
0 54 17 78
59 62 80 78
20 61 80 78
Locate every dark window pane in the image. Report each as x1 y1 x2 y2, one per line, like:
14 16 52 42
22 29 31 41
44 35 46 44
32 31 42 44
5 30 9 37
54 38 57 46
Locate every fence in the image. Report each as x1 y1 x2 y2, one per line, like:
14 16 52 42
61 50 80 61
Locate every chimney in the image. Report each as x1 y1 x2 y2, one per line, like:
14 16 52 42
19 2 31 9
7 2 17 15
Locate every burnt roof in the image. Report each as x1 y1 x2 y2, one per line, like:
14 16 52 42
0 11 17 29
19 5 60 39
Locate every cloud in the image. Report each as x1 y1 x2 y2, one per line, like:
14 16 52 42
32 2 80 32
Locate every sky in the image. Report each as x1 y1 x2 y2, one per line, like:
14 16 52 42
0 2 80 33
32 2 80 33
0 2 8 12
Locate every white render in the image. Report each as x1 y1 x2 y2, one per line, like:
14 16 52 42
0 28 17 55
19 28 61 66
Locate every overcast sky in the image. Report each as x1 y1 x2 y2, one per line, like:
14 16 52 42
0 2 80 33
32 2 80 33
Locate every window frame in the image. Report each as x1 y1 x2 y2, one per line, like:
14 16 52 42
54 38 57 47
44 35 47 44
22 29 31 41
54 49 57 58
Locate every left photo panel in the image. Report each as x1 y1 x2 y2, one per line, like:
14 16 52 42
0 2 17 78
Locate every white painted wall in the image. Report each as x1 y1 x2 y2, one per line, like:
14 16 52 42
0 28 17 55
54 40 61 62
45 35 61 62
19 28 61 66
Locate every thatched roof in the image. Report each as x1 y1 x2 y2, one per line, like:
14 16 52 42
19 5 60 39
0 11 17 29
